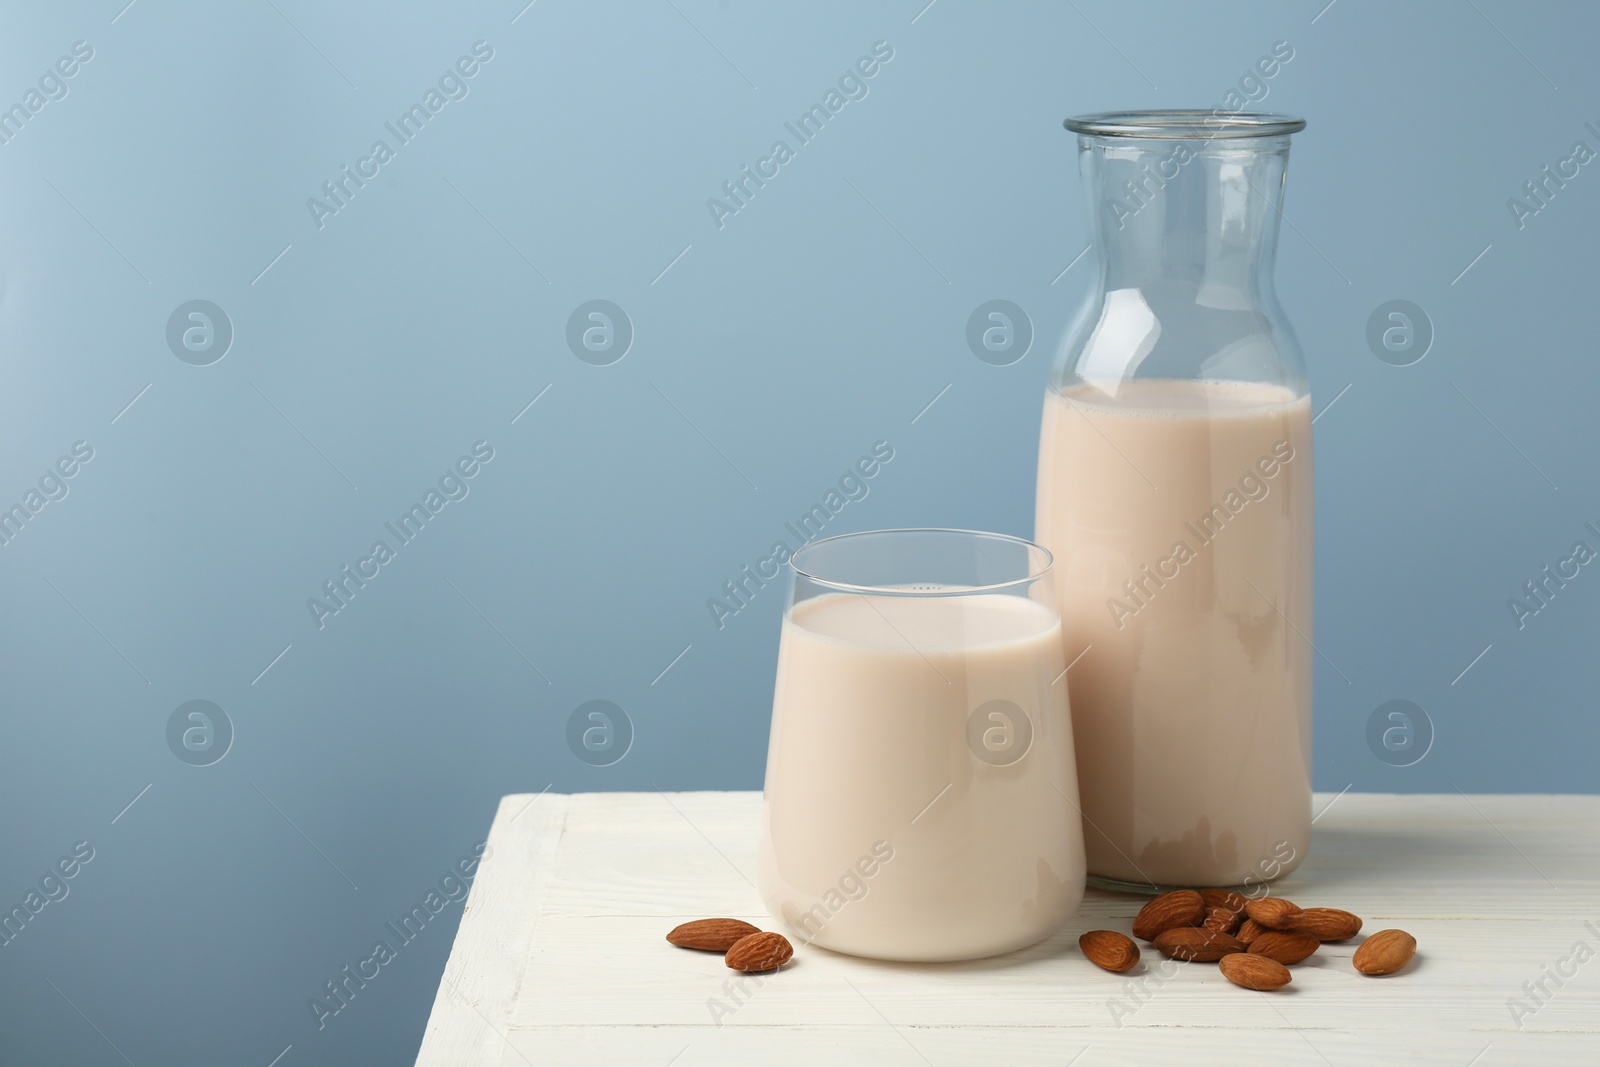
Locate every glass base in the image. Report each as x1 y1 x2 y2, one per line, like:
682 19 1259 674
1086 874 1255 895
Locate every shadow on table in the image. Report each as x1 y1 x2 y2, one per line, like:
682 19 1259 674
801 890 1138 973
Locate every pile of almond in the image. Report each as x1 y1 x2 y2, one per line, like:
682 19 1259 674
667 918 795 973
1080 889 1417 990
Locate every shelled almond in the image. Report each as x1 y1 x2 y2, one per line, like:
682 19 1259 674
1219 952 1292 990
1244 897 1302 930
724 931 794 973
1200 889 1249 913
1247 929 1320 964
1235 918 1267 946
1152 927 1246 962
666 918 761 951
1292 907 1363 941
1353 929 1417 976
1079 929 1140 972
1202 904 1245 935
1131 890 1205 941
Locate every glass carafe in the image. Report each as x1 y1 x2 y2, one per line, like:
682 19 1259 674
1035 111 1313 891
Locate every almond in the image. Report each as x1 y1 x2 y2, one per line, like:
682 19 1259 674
1244 897 1302 930
1079 930 1140 972
1152 927 1246 962
725 931 794 973
1291 907 1363 942
1202 905 1245 935
1220 952 1292 990
1235 918 1267 946
1353 929 1416 976
1131 890 1206 941
1201 888 1249 913
1247 929 1320 964
666 918 761 952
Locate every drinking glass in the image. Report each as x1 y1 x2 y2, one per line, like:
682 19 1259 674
756 528 1085 962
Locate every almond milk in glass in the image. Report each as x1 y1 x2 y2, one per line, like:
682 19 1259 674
757 529 1085 961
1036 111 1314 891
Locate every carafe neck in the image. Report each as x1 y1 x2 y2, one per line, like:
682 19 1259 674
1079 133 1292 303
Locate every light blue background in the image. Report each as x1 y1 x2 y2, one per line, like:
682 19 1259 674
1 0 1596 1063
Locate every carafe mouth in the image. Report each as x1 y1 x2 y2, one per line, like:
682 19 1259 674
1064 110 1305 139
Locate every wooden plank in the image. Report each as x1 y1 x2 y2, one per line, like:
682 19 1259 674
414 792 568 1066
502 1026 1595 1067
418 792 1600 1066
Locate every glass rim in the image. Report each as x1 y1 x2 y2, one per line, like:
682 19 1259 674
1064 109 1305 140
787 527 1054 597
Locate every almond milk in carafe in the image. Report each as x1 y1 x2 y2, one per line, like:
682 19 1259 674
1036 112 1314 890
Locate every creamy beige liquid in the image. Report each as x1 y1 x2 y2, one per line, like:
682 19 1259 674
1035 379 1313 888
758 591 1085 961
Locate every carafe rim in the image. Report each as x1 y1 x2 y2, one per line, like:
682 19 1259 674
1064 109 1305 139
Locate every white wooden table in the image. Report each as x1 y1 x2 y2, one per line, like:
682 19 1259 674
416 792 1600 1065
